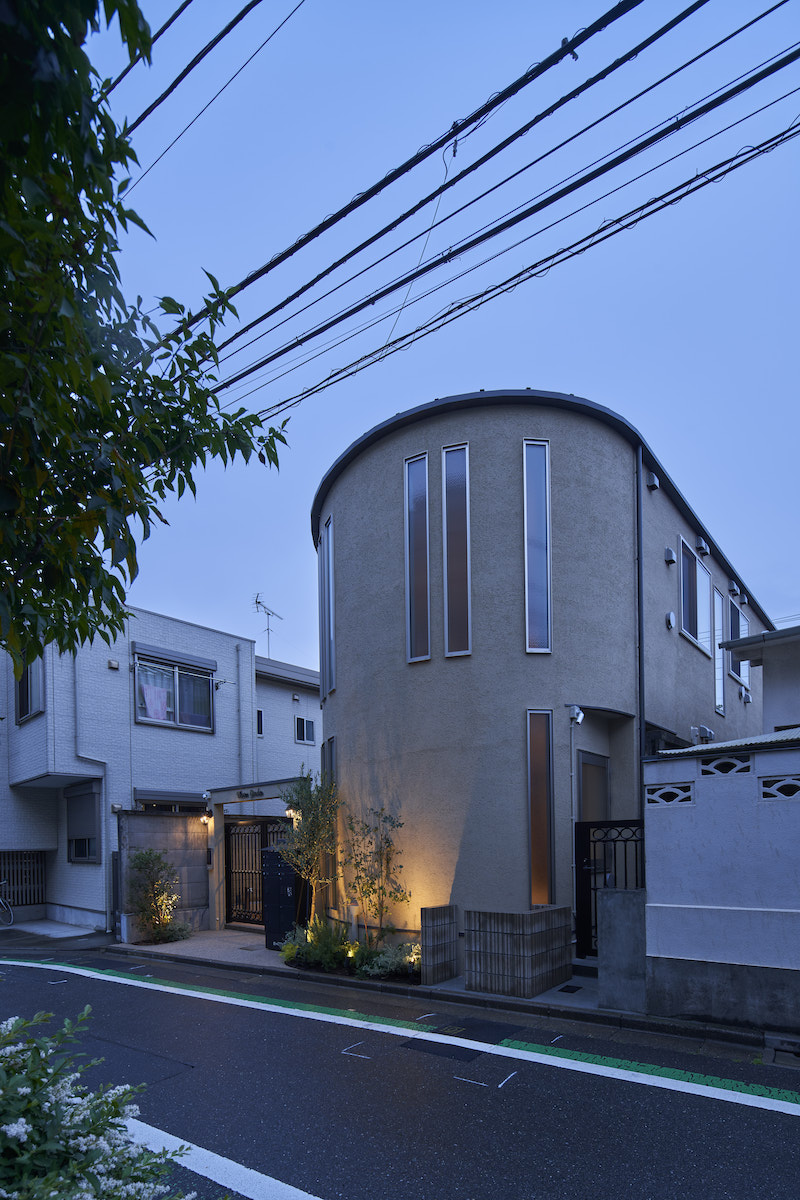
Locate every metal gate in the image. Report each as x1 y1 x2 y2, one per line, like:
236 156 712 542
225 819 293 924
574 820 644 957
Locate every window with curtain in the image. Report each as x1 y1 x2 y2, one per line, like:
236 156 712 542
135 653 214 731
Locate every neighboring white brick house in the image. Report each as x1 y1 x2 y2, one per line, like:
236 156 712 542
1 608 319 931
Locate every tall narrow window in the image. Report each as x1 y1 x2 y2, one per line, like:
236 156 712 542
714 589 725 714
442 444 471 655
528 711 553 905
729 599 750 685
405 454 430 661
680 540 711 653
16 658 44 723
523 441 551 652
319 516 335 696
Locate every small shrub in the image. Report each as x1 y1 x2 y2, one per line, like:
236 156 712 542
277 917 355 972
356 942 421 980
0 1008 189 1200
127 849 190 944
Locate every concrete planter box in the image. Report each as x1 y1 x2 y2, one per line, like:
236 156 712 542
465 906 572 998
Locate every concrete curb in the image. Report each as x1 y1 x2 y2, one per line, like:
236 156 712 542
103 943 766 1050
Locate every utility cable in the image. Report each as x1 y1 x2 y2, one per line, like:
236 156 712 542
218 0 787 369
221 82 800 404
248 122 800 419
217 0 716 358
216 43 800 392
128 0 267 133
127 0 308 194
103 0 197 96
172 0 647 336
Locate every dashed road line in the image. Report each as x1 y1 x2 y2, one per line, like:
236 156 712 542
4 959 800 1117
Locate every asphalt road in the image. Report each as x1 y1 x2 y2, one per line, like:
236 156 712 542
2 949 799 1200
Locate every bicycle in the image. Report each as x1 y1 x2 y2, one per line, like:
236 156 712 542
0 881 14 927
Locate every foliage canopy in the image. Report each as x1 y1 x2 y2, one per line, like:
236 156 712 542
278 769 341 914
0 0 286 672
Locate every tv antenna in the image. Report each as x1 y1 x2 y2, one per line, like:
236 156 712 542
253 594 283 658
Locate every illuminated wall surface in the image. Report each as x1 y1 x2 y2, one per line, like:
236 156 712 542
312 391 770 930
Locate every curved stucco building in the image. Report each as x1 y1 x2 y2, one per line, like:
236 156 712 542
311 390 771 943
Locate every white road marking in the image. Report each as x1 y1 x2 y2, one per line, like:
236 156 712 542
341 1040 371 1059
416 1012 438 1021
454 1076 488 1087
127 1118 323 1200
5 960 800 1118
498 1072 517 1089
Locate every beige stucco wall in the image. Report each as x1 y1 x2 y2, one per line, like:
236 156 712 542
318 401 643 929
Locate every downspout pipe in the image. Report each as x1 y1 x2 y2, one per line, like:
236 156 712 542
635 445 646 863
73 655 110 931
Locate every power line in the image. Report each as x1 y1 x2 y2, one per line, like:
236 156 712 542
127 0 308 194
103 0 197 96
172 0 648 336
218 0 787 370
248 122 800 420
221 83 800 408
217 0 716 359
216 43 800 393
128 0 267 133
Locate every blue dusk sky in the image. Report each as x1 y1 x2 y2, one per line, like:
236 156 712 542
91 1 800 669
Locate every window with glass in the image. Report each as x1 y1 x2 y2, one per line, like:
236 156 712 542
528 710 553 905
714 588 725 714
134 646 214 731
680 540 712 653
16 657 44 723
442 444 471 656
295 716 315 744
729 599 750 685
405 453 430 662
319 516 336 697
523 441 551 652
66 780 100 863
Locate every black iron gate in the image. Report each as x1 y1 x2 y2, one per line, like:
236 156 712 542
574 820 644 957
225 818 305 929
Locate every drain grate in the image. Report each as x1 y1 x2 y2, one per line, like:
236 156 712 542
558 984 582 994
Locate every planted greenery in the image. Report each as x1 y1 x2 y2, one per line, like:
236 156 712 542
343 806 410 945
278 770 341 915
0 1 287 673
0 1007 188 1199
127 849 189 944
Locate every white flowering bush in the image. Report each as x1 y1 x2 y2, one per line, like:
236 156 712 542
0 1008 192 1200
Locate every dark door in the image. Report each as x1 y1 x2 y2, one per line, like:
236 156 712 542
225 818 294 924
262 850 302 948
578 751 609 822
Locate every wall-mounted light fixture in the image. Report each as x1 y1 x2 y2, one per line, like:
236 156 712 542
567 704 585 725
200 809 211 825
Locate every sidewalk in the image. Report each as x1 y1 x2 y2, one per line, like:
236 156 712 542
0 921 768 1048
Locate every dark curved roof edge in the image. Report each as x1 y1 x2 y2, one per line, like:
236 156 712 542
310 389 773 631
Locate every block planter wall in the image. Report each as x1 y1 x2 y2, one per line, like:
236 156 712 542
421 904 459 984
465 906 572 998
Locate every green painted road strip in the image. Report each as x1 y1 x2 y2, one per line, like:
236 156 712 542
3 959 800 1116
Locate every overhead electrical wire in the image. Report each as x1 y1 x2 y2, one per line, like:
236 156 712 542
103 0 197 96
170 0 649 337
128 0 267 133
217 0 718 359
217 0 791 370
246 122 800 420
214 41 800 393
220 83 800 405
127 0 308 194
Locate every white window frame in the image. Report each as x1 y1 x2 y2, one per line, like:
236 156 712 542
133 643 215 733
679 538 712 656
523 440 552 653
728 598 750 686
405 453 431 663
442 443 471 657
295 716 315 745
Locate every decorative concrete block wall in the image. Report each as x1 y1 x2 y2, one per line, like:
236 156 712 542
464 906 572 998
420 904 459 984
